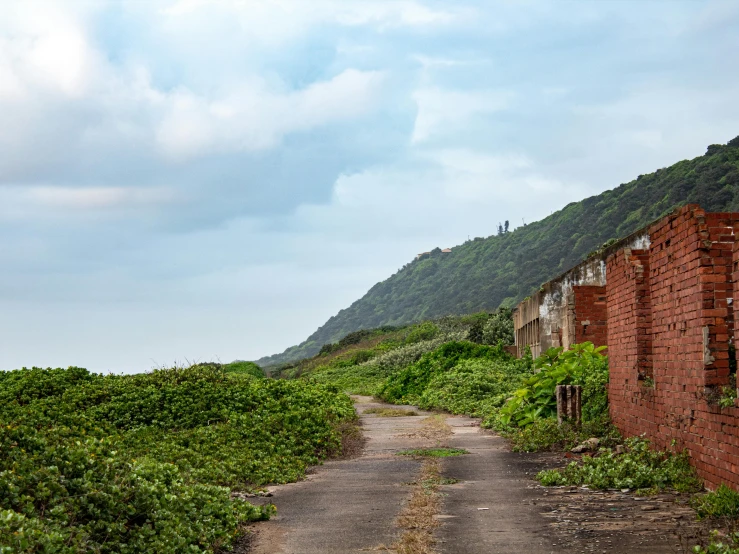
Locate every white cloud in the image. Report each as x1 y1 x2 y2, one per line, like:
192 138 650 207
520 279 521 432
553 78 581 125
162 0 463 36
434 149 546 201
295 146 588 246
30 186 177 210
0 1 101 98
411 88 513 143
0 186 178 224
155 69 386 159
559 82 739 186
0 3 387 173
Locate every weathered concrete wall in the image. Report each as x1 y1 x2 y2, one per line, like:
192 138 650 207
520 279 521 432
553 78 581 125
514 229 649 356
513 293 541 358
539 257 607 352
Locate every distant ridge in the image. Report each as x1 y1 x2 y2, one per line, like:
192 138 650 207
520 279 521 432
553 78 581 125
258 136 739 367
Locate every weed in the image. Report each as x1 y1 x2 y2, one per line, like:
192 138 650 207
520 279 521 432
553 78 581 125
398 448 468 458
380 342 516 404
393 458 443 554
719 375 737 409
536 437 702 492
499 342 608 427
693 485 739 519
364 408 418 417
693 531 739 553
499 415 621 453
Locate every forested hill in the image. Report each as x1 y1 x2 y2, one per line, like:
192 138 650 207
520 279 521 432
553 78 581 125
258 136 739 367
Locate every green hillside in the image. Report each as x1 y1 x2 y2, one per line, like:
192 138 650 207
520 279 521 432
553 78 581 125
258 136 739 367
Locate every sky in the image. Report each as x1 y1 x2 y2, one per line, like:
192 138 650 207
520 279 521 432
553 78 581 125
1 0 739 373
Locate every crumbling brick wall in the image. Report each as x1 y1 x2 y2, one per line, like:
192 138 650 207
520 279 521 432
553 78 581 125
607 205 739 490
606 248 653 438
573 285 608 347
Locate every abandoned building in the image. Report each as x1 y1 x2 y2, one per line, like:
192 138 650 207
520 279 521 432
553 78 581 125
415 248 452 260
513 204 739 490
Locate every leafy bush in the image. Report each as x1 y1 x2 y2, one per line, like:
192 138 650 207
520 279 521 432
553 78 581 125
465 308 515 346
499 342 608 427
308 362 394 395
693 485 739 519
309 334 463 395
363 336 454 375
404 322 440 344
418 357 532 417
481 307 514 346
0 364 355 553
536 438 701 492
379 341 512 404
223 360 264 377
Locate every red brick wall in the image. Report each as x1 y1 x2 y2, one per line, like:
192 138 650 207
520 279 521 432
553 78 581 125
573 285 608 347
607 205 739 490
733 240 739 388
606 248 653 438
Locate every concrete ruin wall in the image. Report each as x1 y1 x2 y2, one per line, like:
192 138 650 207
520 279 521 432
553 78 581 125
514 229 649 356
514 293 541 358
539 258 607 352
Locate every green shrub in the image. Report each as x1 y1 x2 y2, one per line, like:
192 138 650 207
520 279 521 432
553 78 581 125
499 415 620 452
481 307 514 346
379 341 512 404
418 357 532 416
404 322 440 344
693 485 739 519
499 342 608 427
536 438 702 492
308 360 398 395
0 365 355 553
223 360 264 377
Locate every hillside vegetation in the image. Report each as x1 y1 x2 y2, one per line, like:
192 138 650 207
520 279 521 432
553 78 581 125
0 363 354 553
259 136 739 367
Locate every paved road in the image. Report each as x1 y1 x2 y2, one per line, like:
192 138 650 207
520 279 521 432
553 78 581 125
247 397 431 553
436 415 567 553
247 398 695 554
247 397 567 554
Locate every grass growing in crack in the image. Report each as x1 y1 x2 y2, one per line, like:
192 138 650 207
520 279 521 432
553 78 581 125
398 415 453 443
337 420 366 459
393 458 443 554
398 448 468 458
388 412 457 554
365 407 419 417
